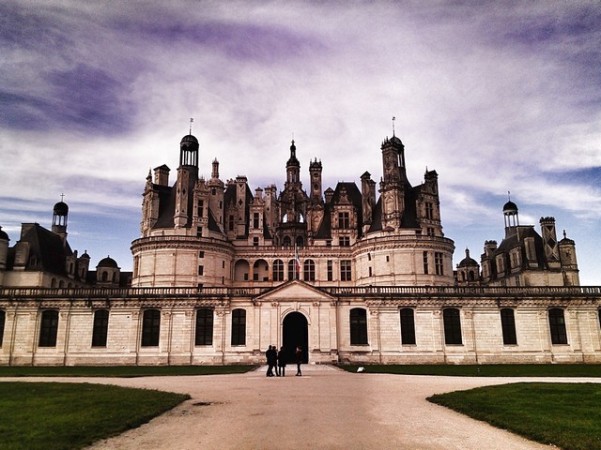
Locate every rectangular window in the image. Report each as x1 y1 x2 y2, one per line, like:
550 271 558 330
195 308 213 346
199 251 205 258
253 237 259 247
435 252 444 275
327 260 333 281
0 310 5 347
427 227 434 236
400 308 416 345
549 308 568 345
500 308 517 345
443 308 462 345
141 309 161 347
91 310 109 347
368 267 372 277
423 251 429 274
253 213 260 229
198 200 204 216
198 265 204 276
340 260 352 281
228 215 234 231
339 236 350 247
425 202 434 220
338 211 350 229
350 308 368 345
39 310 59 347
231 309 246 346
197 227 202 237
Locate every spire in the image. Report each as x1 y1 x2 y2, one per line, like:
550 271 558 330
189 117 194 135
392 116 396 137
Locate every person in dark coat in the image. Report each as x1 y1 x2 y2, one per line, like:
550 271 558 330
295 345 303 376
266 345 277 377
277 346 287 377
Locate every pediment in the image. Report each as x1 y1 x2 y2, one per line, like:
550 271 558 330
255 280 335 302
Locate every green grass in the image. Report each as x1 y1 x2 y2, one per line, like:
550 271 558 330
428 383 601 450
339 364 601 377
0 382 190 449
0 365 256 378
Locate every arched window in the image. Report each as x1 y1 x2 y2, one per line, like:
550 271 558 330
91 309 109 347
273 260 284 282
195 308 213 346
549 308 568 345
283 236 291 246
400 308 416 345
231 309 246 346
443 308 462 345
303 259 315 282
0 310 5 347
500 308 517 345
39 310 59 347
101 271 108 282
350 308 368 345
296 236 304 247
288 260 296 281
141 309 161 347
234 260 250 281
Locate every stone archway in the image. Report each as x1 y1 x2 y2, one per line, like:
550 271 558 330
282 312 308 364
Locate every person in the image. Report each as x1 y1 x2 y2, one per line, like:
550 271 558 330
295 345 303 376
266 345 277 377
277 346 286 377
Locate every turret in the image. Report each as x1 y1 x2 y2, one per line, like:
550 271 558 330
309 159 323 203
52 198 69 241
539 217 560 269
174 135 200 228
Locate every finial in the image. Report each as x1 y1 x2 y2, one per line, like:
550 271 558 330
508 190 511 201
563 229 567 239
189 118 194 135
392 116 396 136
60 193 65 202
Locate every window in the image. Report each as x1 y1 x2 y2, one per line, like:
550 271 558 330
198 265 204 276
423 252 429 274
141 309 161 347
91 309 109 347
425 202 434 220
273 259 284 281
198 200 204 216
0 310 5 347
253 213 260 229
350 308 368 345
400 308 416 345
199 251 205 258
228 215 234 231
231 309 246 346
427 227 434 236
340 260 352 281
549 308 568 345
253 237 259 247
197 227 202 237
283 236 291 247
39 310 59 347
303 259 315 282
339 236 350 247
327 260 333 281
443 308 462 345
288 260 296 281
338 212 350 229
435 252 444 275
500 308 517 345
195 308 213 346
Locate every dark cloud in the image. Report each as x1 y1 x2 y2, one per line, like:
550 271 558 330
116 17 324 63
1 64 135 134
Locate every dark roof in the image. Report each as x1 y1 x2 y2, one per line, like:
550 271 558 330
180 134 198 145
458 249 479 267
0 226 9 241
97 256 119 268
503 200 518 213
53 201 69 216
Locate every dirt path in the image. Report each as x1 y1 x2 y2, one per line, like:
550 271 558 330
6 365 594 449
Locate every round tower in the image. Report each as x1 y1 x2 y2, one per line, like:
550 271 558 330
52 198 69 240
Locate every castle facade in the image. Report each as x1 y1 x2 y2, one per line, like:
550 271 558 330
0 132 599 366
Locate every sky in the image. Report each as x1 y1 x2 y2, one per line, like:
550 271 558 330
1 1 600 284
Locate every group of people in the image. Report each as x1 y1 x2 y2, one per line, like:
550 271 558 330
266 345 303 377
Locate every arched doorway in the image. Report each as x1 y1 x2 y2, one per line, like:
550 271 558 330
283 312 308 364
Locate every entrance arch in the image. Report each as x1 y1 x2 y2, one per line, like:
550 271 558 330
282 312 308 364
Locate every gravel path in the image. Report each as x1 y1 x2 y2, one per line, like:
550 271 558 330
6 365 596 449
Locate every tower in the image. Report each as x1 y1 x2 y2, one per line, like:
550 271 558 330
379 135 408 229
52 197 69 241
174 134 199 228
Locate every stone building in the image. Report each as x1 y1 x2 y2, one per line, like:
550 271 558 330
0 132 599 366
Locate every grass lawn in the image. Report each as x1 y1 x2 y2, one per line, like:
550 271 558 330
339 364 601 377
0 382 190 449
0 365 256 377
428 383 601 450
